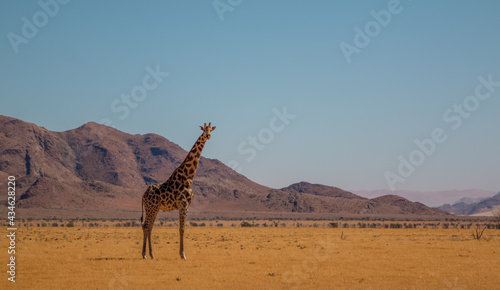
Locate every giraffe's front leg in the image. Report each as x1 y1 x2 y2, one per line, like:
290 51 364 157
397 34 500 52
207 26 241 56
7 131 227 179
178 206 188 260
142 208 158 259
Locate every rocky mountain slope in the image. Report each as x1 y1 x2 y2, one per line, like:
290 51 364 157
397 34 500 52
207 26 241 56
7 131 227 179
0 115 449 216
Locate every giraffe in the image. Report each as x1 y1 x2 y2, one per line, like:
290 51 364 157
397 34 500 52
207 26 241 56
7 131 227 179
141 122 216 260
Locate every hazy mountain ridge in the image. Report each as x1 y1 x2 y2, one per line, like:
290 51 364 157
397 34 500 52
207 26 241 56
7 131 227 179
353 189 497 207
437 192 500 216
0 115 448 216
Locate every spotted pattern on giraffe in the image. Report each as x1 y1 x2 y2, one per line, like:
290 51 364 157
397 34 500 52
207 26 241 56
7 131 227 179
141 122 215 260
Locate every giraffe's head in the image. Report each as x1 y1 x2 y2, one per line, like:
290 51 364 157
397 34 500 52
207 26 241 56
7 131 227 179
200 122 216 140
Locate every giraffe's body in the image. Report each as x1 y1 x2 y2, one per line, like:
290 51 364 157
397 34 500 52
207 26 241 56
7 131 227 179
141 123 215 260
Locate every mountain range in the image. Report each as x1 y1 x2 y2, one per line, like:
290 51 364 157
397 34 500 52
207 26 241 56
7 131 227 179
0 115 455 217
436 193 500 216
353 189 497 207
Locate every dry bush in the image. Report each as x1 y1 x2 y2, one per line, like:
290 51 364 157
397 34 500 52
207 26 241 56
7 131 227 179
471 224 487 240
240 221 253 227
328 222 338 228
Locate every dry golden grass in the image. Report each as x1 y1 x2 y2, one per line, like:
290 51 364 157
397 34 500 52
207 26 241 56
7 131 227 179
2 226 500 289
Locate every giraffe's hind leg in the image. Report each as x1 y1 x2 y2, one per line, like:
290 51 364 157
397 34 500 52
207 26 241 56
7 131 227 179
178 205 189 260
148 229 154 259
142 207 158 259
142 228 148 259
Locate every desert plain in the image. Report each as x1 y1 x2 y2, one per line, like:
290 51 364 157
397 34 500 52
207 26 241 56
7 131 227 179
2 222 500 289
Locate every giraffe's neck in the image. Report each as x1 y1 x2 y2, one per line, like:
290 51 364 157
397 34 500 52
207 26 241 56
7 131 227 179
178 134 207 180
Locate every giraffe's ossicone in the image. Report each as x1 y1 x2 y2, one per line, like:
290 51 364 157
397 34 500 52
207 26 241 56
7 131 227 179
141 122 215 260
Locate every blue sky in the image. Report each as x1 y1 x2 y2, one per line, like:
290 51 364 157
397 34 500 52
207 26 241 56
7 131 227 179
1 0 499 192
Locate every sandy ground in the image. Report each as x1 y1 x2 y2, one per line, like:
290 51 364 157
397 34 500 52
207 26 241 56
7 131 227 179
2 226 500 289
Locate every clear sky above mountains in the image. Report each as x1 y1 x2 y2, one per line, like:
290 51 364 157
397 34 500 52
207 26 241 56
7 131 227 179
1 0 499 191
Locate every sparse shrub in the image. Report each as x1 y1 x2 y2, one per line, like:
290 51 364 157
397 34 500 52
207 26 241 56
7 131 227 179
241 221 252 227
217 223 223 227
66 221 74 227
494 210 500 230
190 222 198 227
52 223 58 227
390 223 402 229
471 224 487 240
199 222 206 227
328 222 338 228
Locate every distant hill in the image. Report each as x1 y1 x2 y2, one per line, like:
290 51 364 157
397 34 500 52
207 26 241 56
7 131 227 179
0 115 449 216
353 189 497 207
452 196 489 205
437 192 500 216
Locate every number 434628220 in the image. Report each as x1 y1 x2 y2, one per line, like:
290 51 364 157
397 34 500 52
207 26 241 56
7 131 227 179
7 176 15 227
